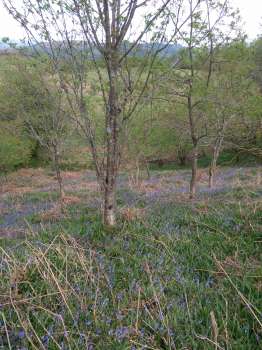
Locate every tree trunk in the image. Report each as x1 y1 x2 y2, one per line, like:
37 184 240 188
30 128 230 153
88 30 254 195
179 155 186 166
103 50 120 227
178 144 187 166
209 149 218 189
53 145 64 212
209 135 224 188
145 161 151 180
104 179 117 227
135 158 140 185
103 122 118 227
190 147 198 199
208 159 215 188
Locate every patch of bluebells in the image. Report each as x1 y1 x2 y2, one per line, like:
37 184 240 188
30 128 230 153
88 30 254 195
122 238 130 250
85 318 92 326
145 190 163 204
177 297 186 310
161 222 181 236
193 274 200 286
41 334 49 347
116 311 125 321
174 265 184 284
18 330 26 339
114 326 130 341
222 216 236 229
106 263 115 289
205 275 215 288
152 276 165 293
129 279 141 294
105 317 112 325
95 328 102 335
116 291 124 301
73 312 80 327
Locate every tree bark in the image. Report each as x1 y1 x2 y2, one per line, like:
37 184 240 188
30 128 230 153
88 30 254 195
103 116 119 227
190 146 198 199
208 162 215 188
53 145 65 212
145 160 151 180
103 49 120 227
209 135 224 188
187 5 198 200
209 148 218 189
103 115 118 226
135 158 140 185
104 179 117 227
179 155 186 166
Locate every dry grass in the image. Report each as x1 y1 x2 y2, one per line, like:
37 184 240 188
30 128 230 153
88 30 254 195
120 207 145 222
0 168 54 200
0 232 183 349
66 181 99 193
62 195 82 206
38 207 64 223
0 228 26 239
61 171 83 180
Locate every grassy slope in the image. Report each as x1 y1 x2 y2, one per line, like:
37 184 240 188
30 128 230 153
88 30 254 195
0 167 261 349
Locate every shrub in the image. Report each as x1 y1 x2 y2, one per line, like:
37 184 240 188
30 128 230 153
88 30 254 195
0 133 34 172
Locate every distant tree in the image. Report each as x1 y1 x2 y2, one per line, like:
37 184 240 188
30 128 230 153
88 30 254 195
206 41 250 187
168 0 240 197
217 40 262 163
252 36 262 93
0 56 69 211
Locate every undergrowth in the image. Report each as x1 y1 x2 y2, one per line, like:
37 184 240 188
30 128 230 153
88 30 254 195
0 172 261 349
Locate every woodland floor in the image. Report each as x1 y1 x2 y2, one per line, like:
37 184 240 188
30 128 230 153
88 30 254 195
0 166 260 237
0 166 261 349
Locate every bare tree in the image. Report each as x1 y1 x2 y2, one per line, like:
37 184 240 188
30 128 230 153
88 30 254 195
207 40 252 187
168 0 239 198
4 0 188 226
208 115 228 188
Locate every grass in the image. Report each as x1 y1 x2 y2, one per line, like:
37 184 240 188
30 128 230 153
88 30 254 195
148 150 261 172
0 167 261 349
2 191 60 209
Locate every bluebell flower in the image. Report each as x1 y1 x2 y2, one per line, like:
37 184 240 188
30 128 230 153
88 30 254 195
115 327 131 341
116 292 124 301
116 311 124 321
106 318 112 325
96 328 102 335
18 330 25 339
41 334 49 345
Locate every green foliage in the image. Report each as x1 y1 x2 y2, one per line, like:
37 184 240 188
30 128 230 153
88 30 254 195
252 36 262 90
0 54 70 166
0 130 34 171
0 39 261 171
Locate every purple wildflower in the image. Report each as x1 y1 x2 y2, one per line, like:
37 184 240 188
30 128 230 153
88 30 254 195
18 330 25 339
115 326 129 341
41 334 49 346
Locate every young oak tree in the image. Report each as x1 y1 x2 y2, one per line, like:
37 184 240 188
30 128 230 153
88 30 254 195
4 0 189 226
